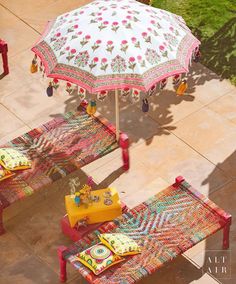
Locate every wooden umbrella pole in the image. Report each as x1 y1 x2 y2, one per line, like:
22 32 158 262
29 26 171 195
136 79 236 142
115 89 120 141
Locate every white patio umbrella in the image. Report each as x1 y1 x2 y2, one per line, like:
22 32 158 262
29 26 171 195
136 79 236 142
31 0 200 140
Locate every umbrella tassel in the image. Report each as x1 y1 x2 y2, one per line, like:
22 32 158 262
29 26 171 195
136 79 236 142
30 55 38 73
176 80 188 96
46 81 53 97
86 100 97 115
142 99 149 113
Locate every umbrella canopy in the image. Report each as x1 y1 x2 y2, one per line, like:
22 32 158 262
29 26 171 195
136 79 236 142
32 0 200 94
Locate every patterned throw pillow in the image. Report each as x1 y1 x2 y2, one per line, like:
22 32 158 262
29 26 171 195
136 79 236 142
99 233 141 256
0 148 31 171
77 243 124 275
0 165 14 181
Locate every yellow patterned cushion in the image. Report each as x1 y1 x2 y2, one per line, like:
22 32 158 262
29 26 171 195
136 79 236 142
0 148 31 171
0 165 14 181
77 243 124 275
99 233 141 256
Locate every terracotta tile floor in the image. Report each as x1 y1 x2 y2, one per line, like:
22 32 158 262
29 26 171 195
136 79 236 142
0 1 235 283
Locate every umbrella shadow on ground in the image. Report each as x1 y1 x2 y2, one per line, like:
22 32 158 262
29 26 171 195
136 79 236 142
199 17 236 84
198 150 236 284
50 61 220 146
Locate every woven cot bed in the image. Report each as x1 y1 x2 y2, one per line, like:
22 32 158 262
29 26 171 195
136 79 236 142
59 177 231 284
0 110 129 234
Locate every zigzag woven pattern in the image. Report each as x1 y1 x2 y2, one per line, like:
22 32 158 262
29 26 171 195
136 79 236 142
0 110 118 209
64 180 229 284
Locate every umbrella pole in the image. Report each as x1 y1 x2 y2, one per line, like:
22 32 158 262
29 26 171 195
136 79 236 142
115 89 119 141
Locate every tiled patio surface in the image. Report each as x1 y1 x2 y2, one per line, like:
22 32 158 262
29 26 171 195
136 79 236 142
0 1 235 283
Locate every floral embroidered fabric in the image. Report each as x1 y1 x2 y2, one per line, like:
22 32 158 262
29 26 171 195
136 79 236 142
32 0 200 92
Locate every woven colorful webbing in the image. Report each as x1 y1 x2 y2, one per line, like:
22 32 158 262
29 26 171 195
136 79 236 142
63 180 229 284
0 110 118 209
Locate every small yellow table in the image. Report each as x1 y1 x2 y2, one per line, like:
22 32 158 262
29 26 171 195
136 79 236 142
65 188 122 228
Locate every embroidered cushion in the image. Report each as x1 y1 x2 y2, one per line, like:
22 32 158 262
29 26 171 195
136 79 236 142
99 233 141 256
77 243 124 275
0 165 14 181
0 148 31 171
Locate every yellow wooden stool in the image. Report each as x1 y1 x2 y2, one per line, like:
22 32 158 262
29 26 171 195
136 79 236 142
65 188 122 228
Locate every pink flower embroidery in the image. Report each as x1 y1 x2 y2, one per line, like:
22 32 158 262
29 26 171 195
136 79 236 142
142 32 151 43
137 55 142 61
66 46 70 51
128 57 136 71
89 57 99 70
106 41 114 53
131 37 137 42
112 21 119 32
120 40 128 53
159 45 168 58
74 25 78 29
56 32 61 37
80 35 90 47
91 40 101 52
99 21 109 30
101 58 108 72
66 48 76 62
122 19 131 29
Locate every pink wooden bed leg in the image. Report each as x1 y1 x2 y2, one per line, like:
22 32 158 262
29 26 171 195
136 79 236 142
119 133 129 171
222 216 232 250
0 40 9 75
58 246 68 282
0 207 5 235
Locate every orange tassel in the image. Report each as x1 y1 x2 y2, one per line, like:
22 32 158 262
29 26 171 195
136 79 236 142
30 55 38 73
176 80 188 96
